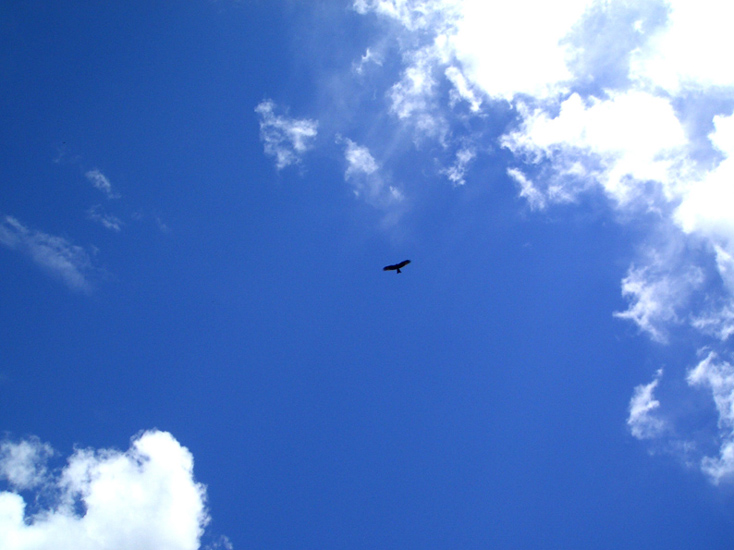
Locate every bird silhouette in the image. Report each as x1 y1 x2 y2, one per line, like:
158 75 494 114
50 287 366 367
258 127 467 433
383 259 411 274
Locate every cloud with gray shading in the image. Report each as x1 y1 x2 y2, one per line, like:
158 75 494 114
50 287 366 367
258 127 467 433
0 216 95 292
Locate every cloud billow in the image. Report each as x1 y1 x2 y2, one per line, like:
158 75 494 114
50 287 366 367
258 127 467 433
0 430 213 550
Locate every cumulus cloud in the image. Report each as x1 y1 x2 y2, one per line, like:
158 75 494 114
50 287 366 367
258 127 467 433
628 369 667 440
614 258 705 343
255 99 318 170
85 169 120 199
502 91 689 207
0 216 95 292
0 430 212 550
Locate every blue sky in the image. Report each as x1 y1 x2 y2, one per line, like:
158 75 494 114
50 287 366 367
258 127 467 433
2 1 734 548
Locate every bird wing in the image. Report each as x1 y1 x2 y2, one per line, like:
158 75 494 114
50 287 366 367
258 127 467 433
383 260 410 271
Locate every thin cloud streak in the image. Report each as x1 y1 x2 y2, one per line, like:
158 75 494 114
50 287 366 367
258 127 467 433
87 205 124 232
0 216 94 292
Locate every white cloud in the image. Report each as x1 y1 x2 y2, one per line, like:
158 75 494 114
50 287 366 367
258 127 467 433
0 430 212 550
502 91 688 207
353 47 383 75
344 138 379 179
0 438 54 491
341 138 403 208
507 168 547 210
85 169 120 200
687 352 734 483
87 205 124 232
674 114 734 256
445 66 481 112
387 46 448 141
630 0 734 94
441 146 475 185
449 0 590 100
255 99 318 170
614 258 704 343
0 216 94 292
628 369 667 440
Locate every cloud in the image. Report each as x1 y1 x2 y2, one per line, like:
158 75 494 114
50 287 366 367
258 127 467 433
0 438 54 491
613 257 705 343
0 216 95 292
687 352 734 483
628 369 667 440
502 91 689 207
255 99 318 170
0 430 212 550
441 146 475 186
346 0 734 481
85 169 120 199
629 0 734 94
87 205 124 232
341 138 404 208
353 47 383 75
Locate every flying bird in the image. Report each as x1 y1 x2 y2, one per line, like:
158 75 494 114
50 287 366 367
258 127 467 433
383 259 411 274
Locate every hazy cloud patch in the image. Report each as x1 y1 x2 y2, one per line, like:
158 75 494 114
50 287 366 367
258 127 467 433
0 216 95 292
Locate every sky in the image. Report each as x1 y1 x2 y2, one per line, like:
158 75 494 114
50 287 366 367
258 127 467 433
2 1 734 548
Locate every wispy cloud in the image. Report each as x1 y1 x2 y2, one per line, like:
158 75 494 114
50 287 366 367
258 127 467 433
441 146 476 186
255 99 318 170
353 47 383 75
628 369 667 440
0 430 213 550
0 216 94 292
87 205 124 232
85 168 120 199
341 137 404 208
687 352 734 483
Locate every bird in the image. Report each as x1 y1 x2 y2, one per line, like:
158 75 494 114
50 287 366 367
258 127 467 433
383 259 411 274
